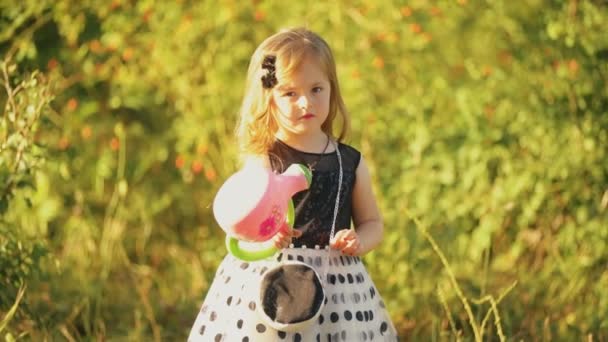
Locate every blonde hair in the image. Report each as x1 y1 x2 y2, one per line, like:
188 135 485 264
236 27 350 157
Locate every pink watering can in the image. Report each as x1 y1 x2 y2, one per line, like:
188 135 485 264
212 163 312 261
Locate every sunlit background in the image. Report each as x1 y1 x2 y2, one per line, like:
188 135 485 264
1 0 607 340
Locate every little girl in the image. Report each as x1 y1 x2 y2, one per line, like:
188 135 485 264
188 28 399 341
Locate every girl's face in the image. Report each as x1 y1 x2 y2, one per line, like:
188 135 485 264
271 55 331 139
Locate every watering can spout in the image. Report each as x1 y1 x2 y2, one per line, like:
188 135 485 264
279 164 312 197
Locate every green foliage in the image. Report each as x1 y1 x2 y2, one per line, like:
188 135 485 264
0 225 46 304
0 43 52 340
1 0 607 340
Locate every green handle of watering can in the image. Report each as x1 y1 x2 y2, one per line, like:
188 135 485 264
227 199 295 261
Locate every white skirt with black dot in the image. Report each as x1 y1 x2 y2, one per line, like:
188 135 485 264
187 247 399 342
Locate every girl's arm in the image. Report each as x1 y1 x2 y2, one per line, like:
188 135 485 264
331 155 384 256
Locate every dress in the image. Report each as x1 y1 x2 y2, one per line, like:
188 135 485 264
187 140 399 341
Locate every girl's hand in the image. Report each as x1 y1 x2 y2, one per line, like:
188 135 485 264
272 225 303 249
330 228 361 256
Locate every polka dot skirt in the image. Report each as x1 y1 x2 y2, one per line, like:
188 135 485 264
188 247 399 341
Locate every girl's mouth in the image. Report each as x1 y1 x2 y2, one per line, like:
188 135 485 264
301 113 315 119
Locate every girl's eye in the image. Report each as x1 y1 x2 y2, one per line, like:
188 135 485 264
312 87 323 93
283 91 296 97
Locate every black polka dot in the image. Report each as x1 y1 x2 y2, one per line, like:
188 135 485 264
369 311 374 321
341 331 347 340
227 296 233 305
237 319 243 329
287 254 293 260
370 287 376 298
353 293 361 303
332 332 340 341
260 267 268 275
294 333 302 342
364 311 369 321
380 322 388 335
256 323 266 333
356 311 364 321
340 293 345 303
316 333 321 342
328 274 336 285
278 331 287 339
307 257 313 265
240 262 250 269
297 255 304 262
332 294 338 304
356 273 364 283
361 331 368 341
338 274 345 283
210 311 217 321
318 314 324 324
379 300 386 308
199 325 205 335
249 301 256 310
224 276 231 284
347 274 354 283
242 337 249 342
330 312 339 323
344 311 353 321
369 330 374 339
237 298 242 305
315 257 322 266
215 333 223 342
277 253 283 262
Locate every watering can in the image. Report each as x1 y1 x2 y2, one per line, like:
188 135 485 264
212 163 312 261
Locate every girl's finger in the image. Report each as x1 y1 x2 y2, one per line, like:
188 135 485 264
331 229 350 249
273 232 288 248
338 230 357 249
345 239 358 249
342 239 359 254
273 238 285 249
338 230 354 245
331 237 346 250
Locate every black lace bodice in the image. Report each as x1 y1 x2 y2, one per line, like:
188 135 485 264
268 139 361 247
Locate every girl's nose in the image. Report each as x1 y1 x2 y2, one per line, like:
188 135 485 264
296 95 309 109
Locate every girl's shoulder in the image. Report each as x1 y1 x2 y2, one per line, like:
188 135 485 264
337 142 362 169
241 154 271 169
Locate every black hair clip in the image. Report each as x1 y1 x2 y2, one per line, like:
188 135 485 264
261 55 277 89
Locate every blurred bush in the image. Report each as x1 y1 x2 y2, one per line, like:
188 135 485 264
1 0 607 340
